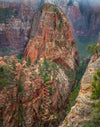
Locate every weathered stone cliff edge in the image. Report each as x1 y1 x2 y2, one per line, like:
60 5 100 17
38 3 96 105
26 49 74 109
60 39 100 127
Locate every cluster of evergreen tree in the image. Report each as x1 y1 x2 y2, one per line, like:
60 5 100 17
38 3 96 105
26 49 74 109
91 70 100 126
87 44 100 57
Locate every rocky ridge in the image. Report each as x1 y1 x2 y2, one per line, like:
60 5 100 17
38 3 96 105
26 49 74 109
23 3 79 70
60 35 100 127
0 55 76 127
0 3 79 127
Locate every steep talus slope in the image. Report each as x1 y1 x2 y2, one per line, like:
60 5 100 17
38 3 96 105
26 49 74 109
23 3 79 70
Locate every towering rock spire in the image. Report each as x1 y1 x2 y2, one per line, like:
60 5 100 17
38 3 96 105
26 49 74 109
23 3 79 70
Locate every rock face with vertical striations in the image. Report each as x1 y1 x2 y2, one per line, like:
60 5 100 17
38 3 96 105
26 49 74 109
23 3 79 70
0 1 40 56
0 3 79 127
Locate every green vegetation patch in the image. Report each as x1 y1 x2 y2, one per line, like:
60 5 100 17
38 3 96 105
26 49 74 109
81 123 95 127
49 85 53 95
18 105 23 125
80 69 100 127
16 52 23 60
55 40 60 46
53 7 63 31
90 70 100 126
0 8 18 23
38 58 58 84
26 56 31 66
53 8 61 20
66 59 89 113
58 19 63 31
87 43 100 57
0 65 16 91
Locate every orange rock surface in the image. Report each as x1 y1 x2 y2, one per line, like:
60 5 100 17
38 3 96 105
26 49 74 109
23 3 79 70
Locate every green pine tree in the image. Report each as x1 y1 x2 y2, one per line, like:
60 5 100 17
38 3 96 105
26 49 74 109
26 56 31 66
87 44 100 57
91 70 100 126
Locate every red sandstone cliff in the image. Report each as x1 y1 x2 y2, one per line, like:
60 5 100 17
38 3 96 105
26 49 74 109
0 54 77 127
23 3 79 70
0 3 79 127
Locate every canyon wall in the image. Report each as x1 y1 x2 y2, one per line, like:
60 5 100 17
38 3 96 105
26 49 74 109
58 0 100 38
0 1 40 56
60 35 100 127
0 3 79 127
